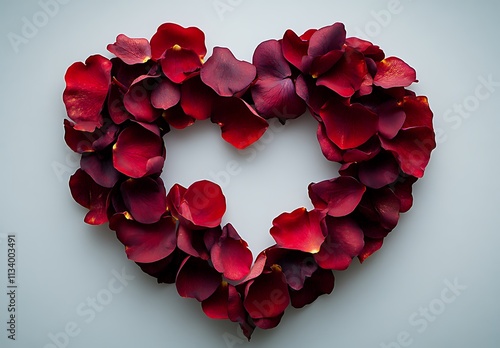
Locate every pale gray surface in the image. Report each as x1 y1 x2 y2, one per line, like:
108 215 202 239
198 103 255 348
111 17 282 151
0 0 499 347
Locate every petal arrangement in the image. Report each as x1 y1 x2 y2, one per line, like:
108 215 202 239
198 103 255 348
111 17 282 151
63 22 435 339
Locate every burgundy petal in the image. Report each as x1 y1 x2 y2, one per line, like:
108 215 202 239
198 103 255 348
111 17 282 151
308 177 366 217
160 47 202 84
176 257 221 301
380 127 436 178
180 76 216 120
150 78 181 110
282 29 310 72
123 75 162 122
63 55 112 132
316 122 344 162
307 23 346 57
150 23 206 61
289 268 334 308
270 208 326 254
63 119 94 153
137 249 187 284
201 47 256 97
320 99 378 150
402 96 433 130
253 314 284 330
244 266 290 319
107 34 152 65
69 169 111 225
345 37 385 62
107 84 132 124
358 237 384 263
314 216 365 270
120 177 167 224
81 152 121 188
202 282 230 319
177 224 213 260
265 248 318 291
393 175 417 213
377 100 406 139
110 213 177 263
112 124 165 178
358 152 399 189
212 97 268 149
374 57 417 89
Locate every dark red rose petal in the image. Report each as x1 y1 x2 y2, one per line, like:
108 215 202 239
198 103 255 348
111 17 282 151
314 216 365 270
358 152 400 189
201 47 256 97
308 177 366 217
402 96 433 130
320 99 378 150
112 124 165 178
202 282 230 320
63 119 94 153
69 169 111 225
162 104 196 129
253 314 284 330
176 256 221 301
270 208 326 254
63 55 112 132
107 34 152 65
150 78 181 110
265 248 318 291
160 47 202 84
109 213 177 263
81 152 121 188
282 29 311 72
136 249 187 284
212 97 268 149
177 224 213 260
377 100 406 139
308 23 346 57
120 177 167 224
123 75 162 123
180 76 216 120
244 266 290 319
316 122 344 162
374 57 417 89
345 37 385 62
358 237 384 263
150 23 206 61
289 268 335 308
393 175 417 213
380 127 436 178
108 84 132 124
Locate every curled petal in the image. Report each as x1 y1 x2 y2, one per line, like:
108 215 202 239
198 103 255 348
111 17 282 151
212 97 268 149
358 237 384 263
316 122 344 162
314 216 365 270
308 177 366 217
150 78 181 110
160 48 202 84
282 29 310 72
63 55 112 131
137 249 187 284
307 23 346 57
110 213 177 263
63 119 94 153
202 282 230 320
374 57 417 89
253 314 284 330
180 76 216 120
402 96 434 130
150 23 206 61
201 47 256 97
123 75 162 122
176 257 221 301
112 124 165 178
393 175 417 213
270 208 326 254
358 152 400 189
377 100 406 139
107 34 152 65
120 177 167 224
345 37 385 62
289 268 334 308
81 152 121 188
162 104 195 129
108 84 132 124
265 248 318 291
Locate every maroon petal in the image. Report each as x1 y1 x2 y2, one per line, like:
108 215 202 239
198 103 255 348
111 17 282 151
120 177 167 224
150 78 181 110
180 76 216 120
307 23 346 57
63 55 112 131
289 268 334 308
108 84 132 124
253 314 284 330
265 248 318 291
345 37 385 61
136 249 187 284
110 213 177 263
201 47 256 97
112 124 165 178
251 39 306 119
374 57 417 89
358 152 400 189
316 122 344 162
162 104 195 129
342 137 381 163
316 47 368 97
63 119 94 153
402 96 433 130
393 175 417 213
178 180 226 228
177 225 213 260
160 48 202 84
166 183 187 219
358 237 384 263
123 75 162 123
320 99 378 150
308 177 366 217
212 97 268 149
211 224 253 281
380 127 436 178
69 169 111 225
377 100 406 139
282 29 310 72
314 216 365 270
150 23 206 61
244 266 290 319
176 257 221 301
202 282 230 319
81 152 121 188
107 34 152 65
270 208 325 254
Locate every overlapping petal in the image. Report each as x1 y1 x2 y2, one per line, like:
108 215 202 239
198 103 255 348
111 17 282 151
107 34 152 65
176 256 221 301
374 57 417 89
120 177 167 224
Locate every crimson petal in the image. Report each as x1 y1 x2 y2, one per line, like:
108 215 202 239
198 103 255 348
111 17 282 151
282 29 310 72
107 34 152 65
212 97 268 149
377 100 406 139
374 57 417 89
176 256 221 301
358 152 399 189
314 216 365 270
150 78 180 110
123 75 162 122
316 122 343 162
160 47 202 84
358 237 384 263
270 208 326 254
110 213 177 263
202 282 230 319
137 249 187 284
289 268 334 308
180 76 216 120
120 177 167 224
63 55 112 132
81 152 121 188
63 119 94 153
307 23 346 57
402 96 434 130
150 23 206 61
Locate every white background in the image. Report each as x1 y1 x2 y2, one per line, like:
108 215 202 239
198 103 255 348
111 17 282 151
1 0 499 347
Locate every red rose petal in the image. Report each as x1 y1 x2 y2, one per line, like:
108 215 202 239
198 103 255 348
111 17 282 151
201 47 256 97
345 37 385 62
162 104 196 129
320 99 378 150
265 248 318 291
314 216 365 270
160 48 202 84
123 75 162 123
120 177 167 224
180 76 216 120
108 84 132 124
212 97 268 150
80 152 121 188
63 55 112 132
282 29 310 72
136 249 187 284
402 96 433 130
289 268 334 308
150 78 181 110
112 124 165 178
244 267 290 319
177 224 214 260
308 176 366 217
63 119 94 153
380 127 436 178
107 34 152 65
110 213 177 263
358 152 400 189
374 57 417 89
270 208 326 254
150 23 206 61
253 314 284 330
377 100 406 139
316 122 344 162
202 282 230 320
307 23 346 57
393 175 417 213
176 256 221 301
358 237 384 263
